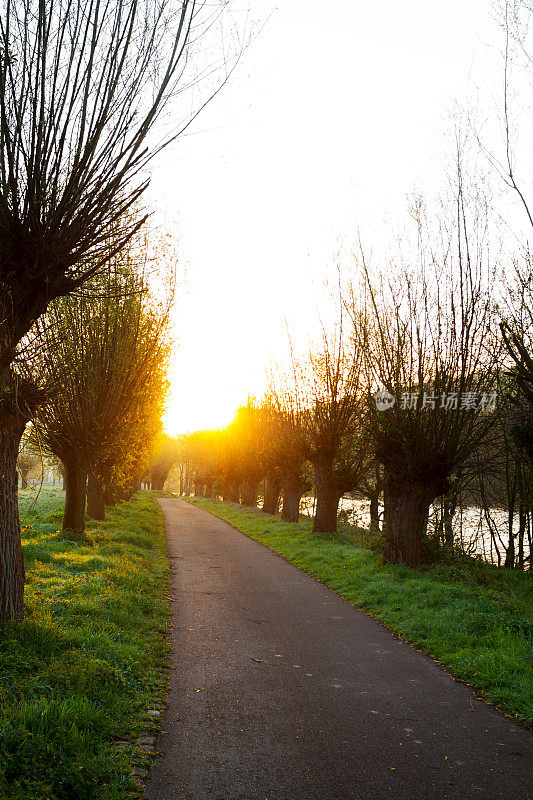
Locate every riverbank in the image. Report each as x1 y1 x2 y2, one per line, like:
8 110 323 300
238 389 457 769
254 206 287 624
0 488 170 800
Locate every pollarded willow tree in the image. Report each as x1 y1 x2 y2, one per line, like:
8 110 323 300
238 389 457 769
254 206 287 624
263 388 312 523
213 426 242 503
0 0 237 374
231 401 265 507
32 248 172 535
257 402 287 516
204 403 266 505
0 0 240 618
149 433 182 492
350 164 503 566
87 335 169 517
185 430 221 498
287 325 372 534
17 443 40 490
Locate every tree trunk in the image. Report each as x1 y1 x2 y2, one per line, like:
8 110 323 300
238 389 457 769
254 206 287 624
224 478 240 503
262 478 281 515
382 474 438 566
369 491 380 533
517 506 526 570
281 487 302 522
152 472 166 491
443 505 455 549
0 417 27 620
240 481 258 508
63 458 87 533
504 531 516 569
20 473 28 490
313 470 343 534
87 473 105 521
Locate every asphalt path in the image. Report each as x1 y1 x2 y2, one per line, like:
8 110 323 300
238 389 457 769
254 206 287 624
143 498 532 800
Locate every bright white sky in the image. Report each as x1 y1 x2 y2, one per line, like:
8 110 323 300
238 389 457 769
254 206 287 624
150 0 507 435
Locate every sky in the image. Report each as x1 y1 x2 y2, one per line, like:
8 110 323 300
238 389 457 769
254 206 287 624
149 0 508 435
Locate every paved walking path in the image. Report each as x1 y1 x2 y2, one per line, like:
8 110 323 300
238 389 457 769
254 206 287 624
144 499 532 800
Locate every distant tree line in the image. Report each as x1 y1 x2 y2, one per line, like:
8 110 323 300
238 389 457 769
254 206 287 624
169 157 533 571
162 1 533 574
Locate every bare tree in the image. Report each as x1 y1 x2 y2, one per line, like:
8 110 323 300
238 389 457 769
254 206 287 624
272 412 311 524
280 321 372 534
350 167 503 566
231 401 265 507
477 0 533 230
32 245 172 534
148 434 182 492
213 426 242 503
257 397 311 520
0 0 240 375
17 443 39 490
0 0 242 619
185 430 222 499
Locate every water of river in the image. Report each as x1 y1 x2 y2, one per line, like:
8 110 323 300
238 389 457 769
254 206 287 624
301 496 531 566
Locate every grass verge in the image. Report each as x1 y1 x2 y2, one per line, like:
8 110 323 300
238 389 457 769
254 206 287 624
187 496 533 727
0 487 170 800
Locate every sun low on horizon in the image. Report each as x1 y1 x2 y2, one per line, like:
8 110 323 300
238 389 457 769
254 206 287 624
156 0 504 438
162 359 252 436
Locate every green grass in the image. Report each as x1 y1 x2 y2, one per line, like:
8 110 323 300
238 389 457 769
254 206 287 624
0 487 170 800
187 496 533 727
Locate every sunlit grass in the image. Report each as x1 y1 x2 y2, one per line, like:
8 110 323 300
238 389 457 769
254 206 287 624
0 488 170 800
187 497 533 727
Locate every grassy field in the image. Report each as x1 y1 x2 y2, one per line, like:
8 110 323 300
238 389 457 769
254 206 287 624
0 487 170 800
187 497 533 727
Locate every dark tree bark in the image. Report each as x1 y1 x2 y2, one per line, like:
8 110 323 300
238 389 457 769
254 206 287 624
280 473 310 523
382 474 441 566
369 491 380 533
443 495 456 550
0 372 46 619
313 469 344 534
223 478 240 503
262 477 281 515
87 473 105 521
240 481 258 508
63 458 87 533
517 505 526 570
281 487 303 522
0 417 27 620
504 519 516 569
151 471 167 491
